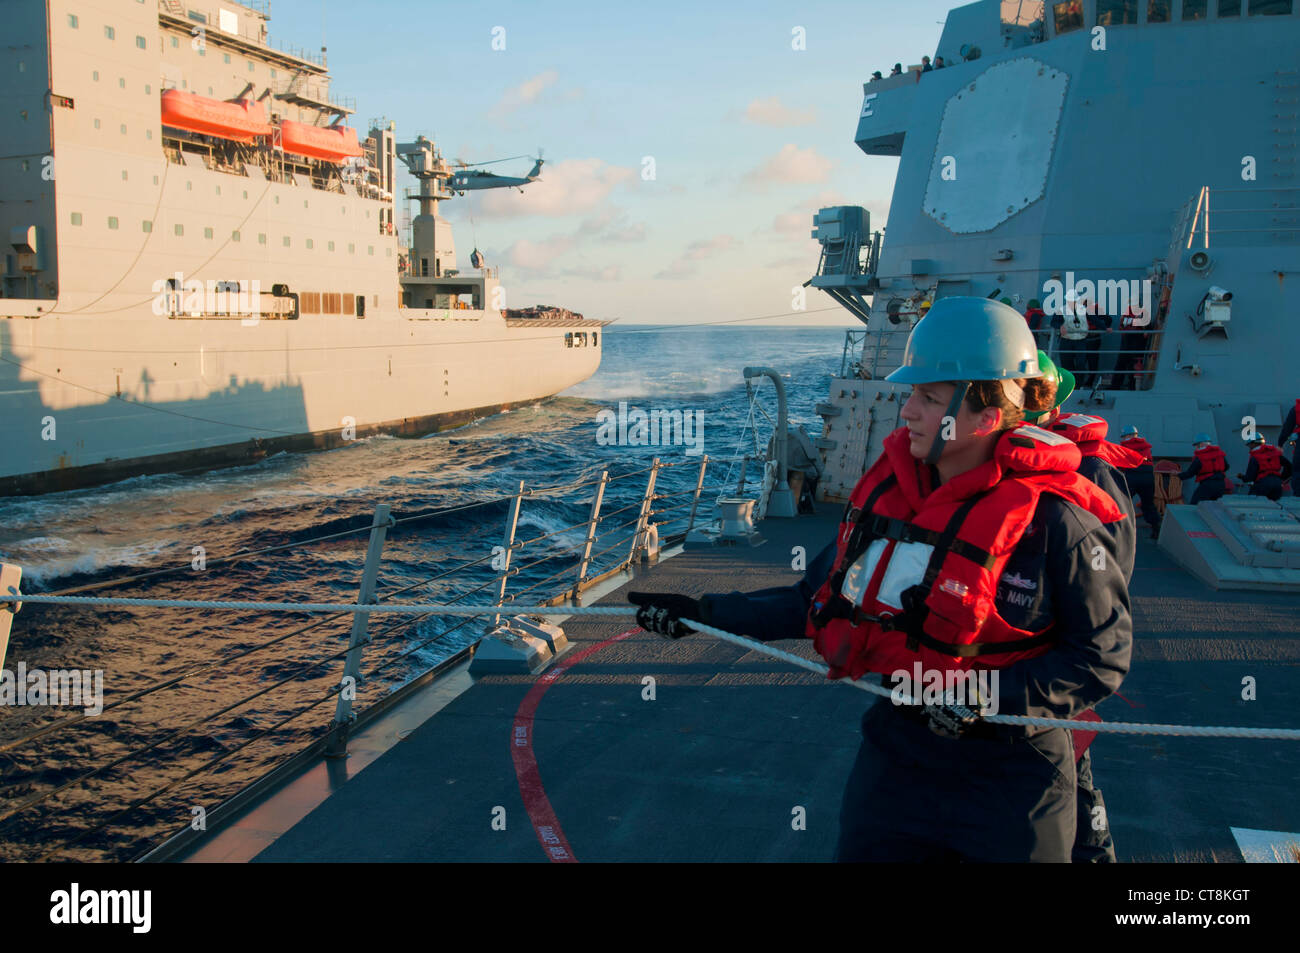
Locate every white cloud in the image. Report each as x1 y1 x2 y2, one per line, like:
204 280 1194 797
744 97 817 127
490 69 560 117
655 234 739 279
743 144 834 188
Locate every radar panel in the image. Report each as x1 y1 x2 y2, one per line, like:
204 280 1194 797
923 57 1068 234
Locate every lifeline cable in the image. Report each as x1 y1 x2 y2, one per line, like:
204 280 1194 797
2 595 1298 740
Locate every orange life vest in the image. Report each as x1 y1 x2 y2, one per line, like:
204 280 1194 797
806 425 1124 681
1048 414 1146 469
1193 445 1227 481
1250 444 1283 478
1119 434 1152 465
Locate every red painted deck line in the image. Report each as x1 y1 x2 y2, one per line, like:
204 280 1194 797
510 628 639 862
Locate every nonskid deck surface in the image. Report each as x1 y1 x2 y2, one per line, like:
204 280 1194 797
252 512 1300 863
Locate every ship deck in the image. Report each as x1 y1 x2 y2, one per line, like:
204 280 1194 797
183 509 1300 863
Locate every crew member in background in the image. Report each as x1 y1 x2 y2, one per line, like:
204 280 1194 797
1179 433 1228 503
630 298 1132 863
1282 399 1299 496
1027 355 1134 864
1239 433 1291 501
1118 425 1160 538
1052 289 1094 389
1116 306 1151 392
1023 298 1048 350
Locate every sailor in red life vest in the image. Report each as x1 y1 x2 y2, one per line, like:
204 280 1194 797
1117 425 1161 537
1022 354 1131 863
1238 433 1292 501
629 298 1133 862
1178 433 1229 503
1282 399 1299 497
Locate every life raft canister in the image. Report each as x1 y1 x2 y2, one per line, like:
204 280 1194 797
1048 413 1146 469
1193 445 1227 481
1250 444 1283 479
805 425 1124 681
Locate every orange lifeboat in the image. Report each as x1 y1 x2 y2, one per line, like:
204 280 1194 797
160 89 271 143
278 121 364 163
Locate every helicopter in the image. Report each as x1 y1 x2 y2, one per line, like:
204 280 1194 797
449 149 544 195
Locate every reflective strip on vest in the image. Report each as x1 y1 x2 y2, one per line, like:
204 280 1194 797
1060 313 1090 340
840 538 935 611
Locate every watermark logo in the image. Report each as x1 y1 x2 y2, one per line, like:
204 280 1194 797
151 272 262 323
888 663 999 715
50 884 150 933
1041 272 1151 326
1 663 103 716
595 401 704 456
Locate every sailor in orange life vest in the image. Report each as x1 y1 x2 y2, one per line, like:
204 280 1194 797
629 298 1133 862
1238 433 1292 501
1178 433 1229 503
1117 425 1161 538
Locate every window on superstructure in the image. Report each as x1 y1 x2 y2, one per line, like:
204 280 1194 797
119 78 126 88
1249 0 1292 13
258 233 267 244
175 224 184 236
186 181 192 191
270 69 277 78
348 243 355 253
93 71 99 81
142 220 153 232
108 217 119 230
93 118 101 129
224 54 231 64
122 170 128 180
145 84 151 94
172 37 179 48
71 213 82 226
136 36 147 49
1096 0 1138 22
105 26 115 40
283 236 291 246
204 227 213 239
1052 0 1084 31
68 14 78 28
306 238 314 249
232 230 241 241
188 11 207 24
248 61 255 72
328 240 335 251
1218 0 1242 14
120 124 127 135
368 246 374 256
565 333 573 348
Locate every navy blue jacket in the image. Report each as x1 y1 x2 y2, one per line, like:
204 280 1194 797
701 492 1133 724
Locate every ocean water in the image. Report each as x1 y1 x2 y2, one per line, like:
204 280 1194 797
0 323 850 860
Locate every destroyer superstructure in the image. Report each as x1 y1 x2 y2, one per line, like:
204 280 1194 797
809 0 1300 502
0 0 606 495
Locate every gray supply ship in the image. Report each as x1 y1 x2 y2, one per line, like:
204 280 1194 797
2 0 1299 867
0 0 607 497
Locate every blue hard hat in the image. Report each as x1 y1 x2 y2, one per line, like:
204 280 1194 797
1245 432 1266 444
1122 425 1139 437
886 297 1041 385
1193 432 1213 445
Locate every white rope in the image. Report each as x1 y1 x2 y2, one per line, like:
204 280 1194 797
4 593 1298 739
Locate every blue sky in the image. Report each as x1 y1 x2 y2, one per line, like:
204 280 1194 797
270 0 958 326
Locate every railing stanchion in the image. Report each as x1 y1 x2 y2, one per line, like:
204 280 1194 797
325 503 392 759
495 480 525 624
628 458 661 566
575 471 609 598
684 454 709 536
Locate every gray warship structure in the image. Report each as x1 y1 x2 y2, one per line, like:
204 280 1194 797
809 0 1299 503
0 0 607 496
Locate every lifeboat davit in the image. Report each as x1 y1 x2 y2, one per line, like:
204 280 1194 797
160 89 271 143
278 121 364 163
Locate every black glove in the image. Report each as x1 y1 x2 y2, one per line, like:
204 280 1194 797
924 686 990 739
627 591 702 639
